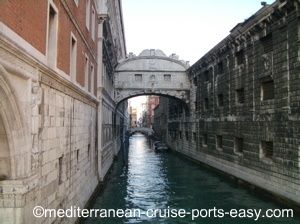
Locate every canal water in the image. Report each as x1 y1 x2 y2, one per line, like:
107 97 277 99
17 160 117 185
82 133 299 224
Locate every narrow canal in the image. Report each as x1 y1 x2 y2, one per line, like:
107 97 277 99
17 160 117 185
82 133 299 224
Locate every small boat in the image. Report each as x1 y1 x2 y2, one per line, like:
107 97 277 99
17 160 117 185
154 142 169 152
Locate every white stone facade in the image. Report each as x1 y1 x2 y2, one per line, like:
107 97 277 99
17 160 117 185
115 49 190 104
0 0 127 223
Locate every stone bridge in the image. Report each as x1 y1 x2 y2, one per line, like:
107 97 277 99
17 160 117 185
128 127 154 136
114 49 190 106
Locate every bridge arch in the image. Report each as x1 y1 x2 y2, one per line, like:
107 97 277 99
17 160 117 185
114 49 191 105
115 93 189 114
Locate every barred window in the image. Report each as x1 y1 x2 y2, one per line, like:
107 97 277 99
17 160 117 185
164 74 171 81
204 98 209 110
234 137 243 153
260 141 273 159
235 50 244 65
218 61 224 74
202 134 208 147
236 88 245 104
261 80 274 100
204 70 209 81
135 74 142 82
218 94 224 107
261 34 273 54
216 135 223 150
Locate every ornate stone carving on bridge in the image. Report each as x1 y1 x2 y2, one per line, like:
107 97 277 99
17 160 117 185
114 49 191 105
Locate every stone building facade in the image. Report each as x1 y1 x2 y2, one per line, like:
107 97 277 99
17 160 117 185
156 0 300 206
0 0 127 223
152 97 168 140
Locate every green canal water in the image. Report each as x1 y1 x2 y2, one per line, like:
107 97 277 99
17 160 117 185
82 133 299 224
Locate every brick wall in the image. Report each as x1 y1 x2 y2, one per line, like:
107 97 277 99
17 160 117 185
0 0 48 54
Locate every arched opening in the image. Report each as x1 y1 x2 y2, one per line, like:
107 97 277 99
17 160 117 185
115 94 189 142
0 114 10 180
115 93 189 114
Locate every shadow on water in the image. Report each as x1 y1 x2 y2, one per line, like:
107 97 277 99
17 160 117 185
81 133 300 224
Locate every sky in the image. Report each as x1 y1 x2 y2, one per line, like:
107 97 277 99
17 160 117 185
124 0 275 113
122 0 275 64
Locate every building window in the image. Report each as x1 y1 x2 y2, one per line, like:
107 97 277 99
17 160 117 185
47 3 58 67
76 149 79 164
90 64 94 94
164 74 171 81
91 6 96 41
87 144 91 161
135 74 142 82
58 156 63 185
235 50 244 66
218 94 224 107
204 98 209 110
261 80 274 101
179 131 182 139
261 34 273 54
216 135 223 150
150 75 156 81
185 131 189 141
85 0 90 30
234 137 243 154
236 88 245 104
217 61 224 74
202 134 208 147
204 70 209 81
260 141 273 160
84 56 89 90
193 132 196 142
70 34 77 82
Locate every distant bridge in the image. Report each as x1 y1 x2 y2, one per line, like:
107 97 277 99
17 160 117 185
128 127 154 136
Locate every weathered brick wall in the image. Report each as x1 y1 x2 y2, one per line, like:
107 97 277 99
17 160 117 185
166 0 300 205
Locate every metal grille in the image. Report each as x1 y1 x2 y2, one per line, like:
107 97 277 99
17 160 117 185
217 135 223 149
236 50 244 65
202 134 208 146
261 141 273 158
204 98 209 110
261 34 273 53
235 137 243 153
185 131 189 141
262 80 274 100
236 88 245 104
218 94 224 107
218 61 224 74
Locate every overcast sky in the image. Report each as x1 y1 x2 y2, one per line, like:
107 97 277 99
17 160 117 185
122 0 275 64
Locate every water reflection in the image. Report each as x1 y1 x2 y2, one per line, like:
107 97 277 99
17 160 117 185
82 133 299 224
126 133 170 223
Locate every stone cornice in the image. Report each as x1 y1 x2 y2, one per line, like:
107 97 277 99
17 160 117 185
117 56 189 70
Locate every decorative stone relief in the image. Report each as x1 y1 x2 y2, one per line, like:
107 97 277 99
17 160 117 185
31 84 42 172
